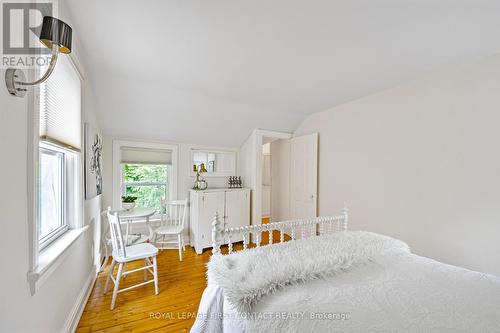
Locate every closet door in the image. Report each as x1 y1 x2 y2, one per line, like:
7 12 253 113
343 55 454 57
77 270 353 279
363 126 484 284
225 190 250 241
199 191 225 249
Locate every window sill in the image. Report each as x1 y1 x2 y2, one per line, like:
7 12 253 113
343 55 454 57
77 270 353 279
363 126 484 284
27 226 88 295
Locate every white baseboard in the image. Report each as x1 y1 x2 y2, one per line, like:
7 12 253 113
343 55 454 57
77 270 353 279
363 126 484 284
61 266 97 333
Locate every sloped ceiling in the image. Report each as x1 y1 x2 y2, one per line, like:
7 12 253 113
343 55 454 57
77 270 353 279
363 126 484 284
65 0 500 147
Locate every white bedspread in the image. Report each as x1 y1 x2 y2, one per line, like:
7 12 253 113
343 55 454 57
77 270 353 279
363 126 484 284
191 233 500 333
207 231 409 313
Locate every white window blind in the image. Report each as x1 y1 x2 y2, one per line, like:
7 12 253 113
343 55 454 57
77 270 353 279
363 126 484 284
39 56 82 151
121 147 172 165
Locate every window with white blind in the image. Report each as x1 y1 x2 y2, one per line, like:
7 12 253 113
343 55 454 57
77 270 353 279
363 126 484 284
112 141 178 218
37 55 82 249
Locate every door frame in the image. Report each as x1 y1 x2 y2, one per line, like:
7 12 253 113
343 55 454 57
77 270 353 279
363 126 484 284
252 129 292 227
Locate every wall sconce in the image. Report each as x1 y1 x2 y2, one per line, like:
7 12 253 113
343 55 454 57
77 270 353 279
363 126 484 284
5 16 72 98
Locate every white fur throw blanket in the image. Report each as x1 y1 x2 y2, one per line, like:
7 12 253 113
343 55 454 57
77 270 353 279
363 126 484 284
207 231 410 313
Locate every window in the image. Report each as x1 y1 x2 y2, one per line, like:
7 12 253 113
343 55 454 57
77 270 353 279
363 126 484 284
37 55 82 249
38 144 66 246
122 164 170 214
26 54 83 295
113 141 178 215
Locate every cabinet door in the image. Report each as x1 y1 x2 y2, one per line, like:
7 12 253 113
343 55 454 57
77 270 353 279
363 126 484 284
225 191 250 239
199 191 225 249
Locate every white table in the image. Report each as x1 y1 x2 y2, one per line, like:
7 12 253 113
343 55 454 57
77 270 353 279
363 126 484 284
100 207 156 271
118 207 157 242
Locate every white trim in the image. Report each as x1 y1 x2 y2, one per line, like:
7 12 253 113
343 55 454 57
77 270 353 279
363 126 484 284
61 266 97 333
254 129 292 140
113 140 179 208
27 82 40 270
67 53 86 82
38 143 68 250
252 129 292 227
27 226 88 295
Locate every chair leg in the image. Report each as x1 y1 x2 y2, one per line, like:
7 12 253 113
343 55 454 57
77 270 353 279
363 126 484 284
182 234 186 251
111 262 123 310
143 259 147 281
152 256 159 295
177 234 183 261
104 259 116 294
122 263 127 279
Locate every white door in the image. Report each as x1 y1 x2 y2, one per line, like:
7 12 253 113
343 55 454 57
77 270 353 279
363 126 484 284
199 191 225 249
225 190 250 242
270 139 291 222
290 133 318 220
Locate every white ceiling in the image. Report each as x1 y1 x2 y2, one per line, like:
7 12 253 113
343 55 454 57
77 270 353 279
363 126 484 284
65 0 500 147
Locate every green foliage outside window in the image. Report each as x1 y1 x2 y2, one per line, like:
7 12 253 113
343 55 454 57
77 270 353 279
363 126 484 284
123 164 168 213
124 164 167 183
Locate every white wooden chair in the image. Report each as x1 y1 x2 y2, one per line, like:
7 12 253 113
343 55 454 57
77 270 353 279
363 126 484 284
104 208 159 310
153 199 187 261
99 209 149 272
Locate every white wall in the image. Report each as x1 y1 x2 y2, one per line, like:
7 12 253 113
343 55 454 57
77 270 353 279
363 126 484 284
0 2 102 331
101 136 238 241
238 131 258 225
295 55 500 276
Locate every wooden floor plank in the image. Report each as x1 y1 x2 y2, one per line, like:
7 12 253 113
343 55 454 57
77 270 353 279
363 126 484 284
78 219 286 332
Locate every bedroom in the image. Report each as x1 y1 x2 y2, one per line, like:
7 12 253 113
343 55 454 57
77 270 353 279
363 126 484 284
1 0 500 332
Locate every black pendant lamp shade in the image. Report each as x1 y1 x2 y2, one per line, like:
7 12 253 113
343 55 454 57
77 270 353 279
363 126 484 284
39 16 72 54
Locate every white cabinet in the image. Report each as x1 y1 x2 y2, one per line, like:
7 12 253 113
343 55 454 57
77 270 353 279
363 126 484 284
190 188 250 254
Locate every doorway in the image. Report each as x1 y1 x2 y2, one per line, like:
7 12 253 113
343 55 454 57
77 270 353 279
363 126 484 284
253 130 318 227
261 140 272 224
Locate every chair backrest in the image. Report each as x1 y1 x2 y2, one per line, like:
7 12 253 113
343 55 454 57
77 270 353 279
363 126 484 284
161 199 187 228
106 207 126 258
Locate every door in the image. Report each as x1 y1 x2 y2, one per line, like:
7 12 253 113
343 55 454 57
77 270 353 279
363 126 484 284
270 139 291 222
290 133 318 220
225 190 250 242
199 191 225 249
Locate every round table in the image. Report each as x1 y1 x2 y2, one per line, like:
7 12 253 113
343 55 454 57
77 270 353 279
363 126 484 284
118 207 157 242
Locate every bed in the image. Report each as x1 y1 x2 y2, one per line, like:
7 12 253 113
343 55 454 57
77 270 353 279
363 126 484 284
191 208 500 333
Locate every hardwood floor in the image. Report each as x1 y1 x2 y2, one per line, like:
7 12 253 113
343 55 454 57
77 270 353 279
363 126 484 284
77 245 211 333
77 218 281 332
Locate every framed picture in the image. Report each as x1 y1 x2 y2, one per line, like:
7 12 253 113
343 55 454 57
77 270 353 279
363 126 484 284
85 123 103 199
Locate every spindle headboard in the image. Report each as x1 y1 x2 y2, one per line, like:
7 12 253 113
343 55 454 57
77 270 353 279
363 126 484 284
211 205 349 255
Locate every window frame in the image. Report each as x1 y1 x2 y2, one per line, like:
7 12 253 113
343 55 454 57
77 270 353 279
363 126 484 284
121 163 171 216
112 140 178 212
38 143 68 250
